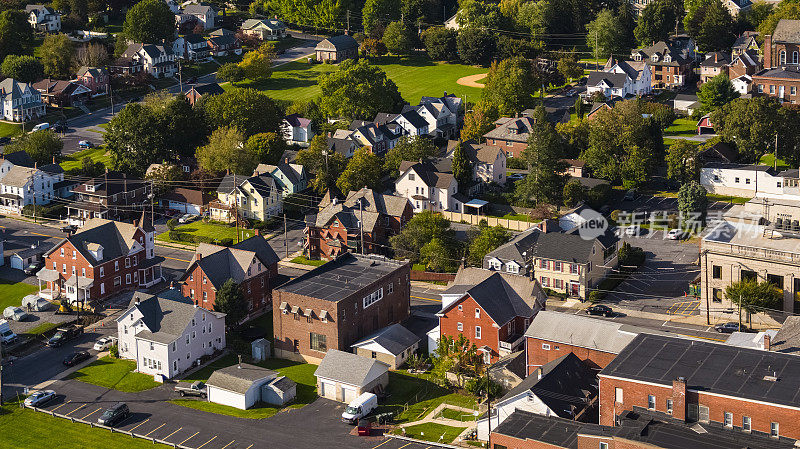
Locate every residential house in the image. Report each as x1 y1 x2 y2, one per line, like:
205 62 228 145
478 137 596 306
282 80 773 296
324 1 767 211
483 117 535 158
254 162 307 198
304 188 413 260
698 141 737 164
25 5 60 32
585 101 614 120
314 35 358 63
395 160 463 213
240 18 286 40
180 235 280 313
462 142 507 185
586 57 652 98
183 34 210 61
280 114 314 146
407 94 462 139
66 172 151 224
752 67 800 103
159 187 213 215
206 363 295 409
562 159 588 177
116 291 225 379
599 333 800 442
185 82 223 105
672 93 700 114
351 323 420 369
207 33 241 57
37 215 161 303
728 50 760 79
76 66 109 95
632 37 696 88
699 162 797 199
32 79 92 107
117 43 178 78
209 173 282 222
164 0 180 13
731 74 753 94
8 242 53 271
699 51 731 83
387 110 429 137
732 32 760 56
476 353 597 441
723 0 752 16
696 114 714 134
314 349 389 402
181 3 216 29
764 19 800 68
0 78 46 122
0 163 63 214
273 253 410 363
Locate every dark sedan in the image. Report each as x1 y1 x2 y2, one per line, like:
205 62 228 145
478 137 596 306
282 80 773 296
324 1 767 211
714 322 747 333
63 351 90 367
585 305 614 317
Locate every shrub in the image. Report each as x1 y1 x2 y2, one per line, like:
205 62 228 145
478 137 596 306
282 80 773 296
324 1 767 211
109 344 119 358
220 237 234 246
168 230 184 241
588 290 603 303
193 235 214 244
167 218 177 231
507 158 527 170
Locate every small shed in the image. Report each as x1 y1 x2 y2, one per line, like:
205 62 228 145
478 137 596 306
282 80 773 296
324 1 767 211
315 349 389 403
261 375 296 405
206 363 277 410
314 35 358 63
21 294 51 311
351 323 420 369
9 242 52 271
251 338 271 362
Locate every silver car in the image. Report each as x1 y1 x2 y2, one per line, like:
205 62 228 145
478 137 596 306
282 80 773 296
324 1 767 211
24 390 56 407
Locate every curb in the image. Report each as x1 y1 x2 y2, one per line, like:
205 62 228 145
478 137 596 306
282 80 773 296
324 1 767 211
387 434 461 448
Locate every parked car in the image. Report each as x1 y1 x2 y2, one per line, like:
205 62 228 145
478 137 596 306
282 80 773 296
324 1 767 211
3 306 29 321
0 319 18 344
78 140 93 149
24 390 56 407
93 336 117 351
666 229 687 240
623 189 637 201
0 137 10 145
585 304 614 317
177 213 195 224
714 322 747 333
97 403 129 427
357 419 371 436
61 224 76 234
24 261 43 275
53 122 68 133
46 324 82 347
31 123 50 132
174 381 207 398
624 225 640 237
63 350 90 366
508 173 525 181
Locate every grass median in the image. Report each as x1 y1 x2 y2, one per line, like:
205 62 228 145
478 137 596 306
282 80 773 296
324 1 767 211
0 278 39 311
66 356 160 393
396 422 467 444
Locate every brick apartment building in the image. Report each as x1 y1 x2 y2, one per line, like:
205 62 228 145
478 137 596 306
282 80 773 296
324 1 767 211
631 37 695 88
36 214 161 304
764 19 800 69
482 117 534 158
304 188 412 260
66 171 151 225
179 235 279 314
273 253 410 363
598 333 800 443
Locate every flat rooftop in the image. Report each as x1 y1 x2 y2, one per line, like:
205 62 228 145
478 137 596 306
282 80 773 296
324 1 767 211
275 253 407 301
601 333 800 409
703 220 800 254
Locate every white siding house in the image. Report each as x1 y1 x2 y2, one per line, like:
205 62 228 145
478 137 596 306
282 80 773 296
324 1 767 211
585 59 651 99
395 160 462 213
700 163 796 200
0 78 46 122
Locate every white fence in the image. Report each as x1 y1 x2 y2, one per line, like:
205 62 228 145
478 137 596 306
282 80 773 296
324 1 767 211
441 211 535 231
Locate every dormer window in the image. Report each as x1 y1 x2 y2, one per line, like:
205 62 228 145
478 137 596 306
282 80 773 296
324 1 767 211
651 54 659 62
664 55 671 63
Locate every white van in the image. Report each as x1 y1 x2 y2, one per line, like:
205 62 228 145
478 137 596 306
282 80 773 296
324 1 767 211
31 123 50 132
0 319 17 344
341 392 378 424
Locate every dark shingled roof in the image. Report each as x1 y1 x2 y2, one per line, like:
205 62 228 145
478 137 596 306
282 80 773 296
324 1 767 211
398 160 456 189
118 291 221 344
442 272 533 326
772 19 800 43
586 71 629 88
315 35 358 51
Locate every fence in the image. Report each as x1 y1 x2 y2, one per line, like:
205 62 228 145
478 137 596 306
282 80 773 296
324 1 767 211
411 271 456 282
441 211 534 232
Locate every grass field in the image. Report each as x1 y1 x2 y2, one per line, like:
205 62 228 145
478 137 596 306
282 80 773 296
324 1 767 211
24 321 59 336
60 146 112 172
231 55 486 105
0 279 39 311
397 422 467 444
440 407 477 421
377 371 476 424
290 256 326 267
665 118 697 138
0 399 161 449
156 221 255 244
66 356 160 393
707 193 751 204
759 153 791 170
0 121 23 138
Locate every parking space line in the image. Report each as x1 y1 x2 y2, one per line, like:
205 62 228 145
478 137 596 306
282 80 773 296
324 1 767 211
65 404 86 416
50 400 71 412
371 441 392 449
80 407 101 420
220 440 235 449
128 418 150 432
245 445 253 449
179 431 200 446
398 443 413 449
163 427 183 441
196 435 217 448
144 423 166 437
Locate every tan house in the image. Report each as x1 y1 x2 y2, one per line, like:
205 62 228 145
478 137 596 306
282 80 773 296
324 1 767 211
351 323 420 369
210 173 282 222
314 35 358 63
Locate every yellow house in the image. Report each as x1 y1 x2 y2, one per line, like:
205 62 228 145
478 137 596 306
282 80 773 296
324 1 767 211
211 173 282 222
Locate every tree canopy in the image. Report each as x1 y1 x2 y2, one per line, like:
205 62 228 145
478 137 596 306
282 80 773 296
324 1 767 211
684 0 736 52
586 8 631 59
247 132 286 165
40 34 75 79
482 57 538 116
198 88 282 138
677 180 707 220
697 74 739 114
725 279 782 322
451 140 473 191
122 0 175 43
0 10 33 64
422 27 457 61
362 0 399 37
196 127 257 175
456 28 496 66
296 135 347 194
666 140 701 185
383 136 437 177
515 106 569 206
336 147 383 193
462 101 499 142
6 130 63 165
1 55 42 83
382 21 416 55
317 59 404 120
238 42 275 81
390 210 460 266
467 222 510 266
710 97 793 163
214 279 248 327
634 0 681 46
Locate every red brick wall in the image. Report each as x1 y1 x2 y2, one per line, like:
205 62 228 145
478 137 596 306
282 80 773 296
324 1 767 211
441 294 502 362
410 271 456 282
307 204 412 260
484 140 526 158
526 336 618 374
490 432 564 449
752 75 800 104
182 262 277 312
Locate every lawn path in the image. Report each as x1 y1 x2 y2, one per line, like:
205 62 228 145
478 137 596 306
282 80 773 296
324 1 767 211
457 73 487 88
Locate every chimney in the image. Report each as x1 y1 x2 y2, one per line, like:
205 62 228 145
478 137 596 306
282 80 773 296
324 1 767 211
197 253 202 261
765 35 773 68
52 156 55 164
34 162 37 169
764 333 772 351
285 158 289 165
672 377 687 421
135 297 140 305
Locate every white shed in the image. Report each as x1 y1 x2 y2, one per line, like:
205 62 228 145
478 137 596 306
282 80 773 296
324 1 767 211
314 349 389 403
206 363 277 410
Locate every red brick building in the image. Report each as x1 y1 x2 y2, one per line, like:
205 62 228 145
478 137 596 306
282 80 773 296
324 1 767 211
273 253 410 363
631 37 695 88
179 235 279 314
752 67 800 104
482 117 534 158
67 171 151 225
36 215 162 304
764 20 800 69
598 333 800 443
305 188 413 260
76 66 109 95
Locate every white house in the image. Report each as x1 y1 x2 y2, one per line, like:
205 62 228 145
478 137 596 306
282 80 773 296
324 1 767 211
391 110 429 137
181 3 216 29
731 74 752 95
395 160 463 213
0 79 46 122
586 58 651 99
240 18 286 40
206 363 277 410
351 323 420 369
412 94 462 139
700 162 800 200
0 163 64 214
120 44 178 78
462 142 506 185
25 5 61 32
280 114 314 146
116 291 226 380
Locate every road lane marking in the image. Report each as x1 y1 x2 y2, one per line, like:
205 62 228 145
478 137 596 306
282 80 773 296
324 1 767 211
145 423 165 437
398 443 413 449
220 440 236 449
50 400 71 412
163 427 183 441
163 256 191 263
245 445 254 449
65 404 86 416
196 436 217 448
371 440 392 449
411 296 440 303
80 407 101 419
129 418 150 432
179 431 200 445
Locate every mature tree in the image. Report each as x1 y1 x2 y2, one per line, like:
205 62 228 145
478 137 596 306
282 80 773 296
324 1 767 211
217 62 244 82
40 34 75 79
251 0 341 30
317 59 404 120
563 178 587 206
401 0 437 24
462 101 499 142
122 0 175 43
296 135 347 193
684 0 736 52
214 279 248 327
514 107 569 206
517 0 587 37
196 127 257 175
457 0 504 29
198 88 282 138
433 334 483 386
382 21 415 55
574 98 585 119
362 0 398 37
666 140 701 185
467 222 509 266
0 10 32 63
247 132 286 165
1 55 42 83
482 57 537 115
634 0 680 46
758 0 800 36
698 74 739 114
286 99 324 133
457 28 496 66
383 136 437 177
711 97 786 163
745 1 774 30
556 119 590 158
586 9 630 59
337 147 383 193
420 237 460 272
451 140 473 191
239 42 274 81
725 279 782 324
361 38 387 57
678 180 707 220
390 210 459 263
6 130 63 165
75 42 108 68
557 56 582 82
145 163 184 195
422 27 457 61
496 35 542 60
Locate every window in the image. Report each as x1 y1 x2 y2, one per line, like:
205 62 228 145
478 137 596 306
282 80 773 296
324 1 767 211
489 259 501 270
794 51 799 64
770 85 776 94
72 250 76 259
475 326 481 339
724 412 732 427
758 84 764 93
189 289 195 298
600 443 609 449
115 261 119 271
735 177 740 183
793 86 798 96
409 173 415 181
771 422 779 438
189 274 193 281
615 388 623 403
458 304 463 311
100 266 104 277
542 343 550 350
60 248 64 257
475 308 480 319
125 257 130 268
711 265 722 279
310 332 327 352
743 416 751 432
780 50 786 65
149 342 154 350
540 277 550 288
363 288 383 308
539 259 547 269
647 395 655 409
712 288 723 302
570 264 579 274
203 291 207 301
388 282 393 294
126 273 131 284
687 404 699 422
746 178 751 185
186 334 190 344
114 276 121 286
172 342 176 352
699 405 709 423
666 399 673 414
457 322 463 331
553 261 562 271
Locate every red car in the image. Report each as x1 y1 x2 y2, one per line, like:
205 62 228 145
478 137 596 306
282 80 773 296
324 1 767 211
357 419 371 436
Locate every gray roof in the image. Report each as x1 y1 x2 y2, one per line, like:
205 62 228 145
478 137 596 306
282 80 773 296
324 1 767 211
525 310 644 354
52 218 145 266
276 253 407 302
314 349 388 386
634 39 692 66
446 267 545 305
396 110 428 130
12 241 54 259
772 19 800 43
182 3 215 15
442 272 533 326
207 363 276 394
700 51 731 67
184 236 278 288
398 160 456 189
2 151 34 167
311 188 410 232
0 79 35 101
351 323 420 356
754 67 800 80
315 35 358 51
119 292 222 345
485 225 616 266
586 71 629 88
267 375 296 393
483 117 535 143
771 316 800 355
1 165 38 187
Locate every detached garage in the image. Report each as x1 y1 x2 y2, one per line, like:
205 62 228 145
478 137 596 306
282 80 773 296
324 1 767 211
160 188 213 216
315 349 389 403
206 363 277 410
9 242 52 271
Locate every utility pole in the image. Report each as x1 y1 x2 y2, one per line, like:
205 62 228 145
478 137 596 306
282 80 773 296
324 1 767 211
738 293 743 329
0 337 4 406
283 213 288 259
595 30 599 70
346 10 350 33
359 200 364 254
486 364 492 448
233 173 239 243
178 58 183 94
774 133 779 170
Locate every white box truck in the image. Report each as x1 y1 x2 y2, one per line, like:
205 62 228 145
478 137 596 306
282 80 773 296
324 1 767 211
341 392 378 424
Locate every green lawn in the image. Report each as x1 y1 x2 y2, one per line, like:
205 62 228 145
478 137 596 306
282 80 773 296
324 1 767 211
66 356 160 392
665 118 697 138
759 153 791 170
397 422 467 444
290 256 326 267
231 55 487 105
0 279 38 311
156 221 257 245
24 321 59 336
0 121 23 138
707 193 750 204
377 371 477 424
440 407 477 421
0 399 163 449
498 213 531 222
60 146 112 171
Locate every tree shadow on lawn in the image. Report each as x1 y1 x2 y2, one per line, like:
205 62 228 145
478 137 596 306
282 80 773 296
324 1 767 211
370 55 435 67
240 76 319 92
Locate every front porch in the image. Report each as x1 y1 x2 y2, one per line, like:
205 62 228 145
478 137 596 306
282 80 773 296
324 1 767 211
137 257 164 288
498 333 525 356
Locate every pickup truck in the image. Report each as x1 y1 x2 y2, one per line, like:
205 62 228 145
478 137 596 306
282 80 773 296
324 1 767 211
46 325 82 347
174 381 207 398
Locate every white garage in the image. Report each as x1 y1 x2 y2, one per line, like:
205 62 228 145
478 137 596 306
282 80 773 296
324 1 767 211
9 242 52 271
206 363 277 410
314 349 389 403
160 188 211 216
